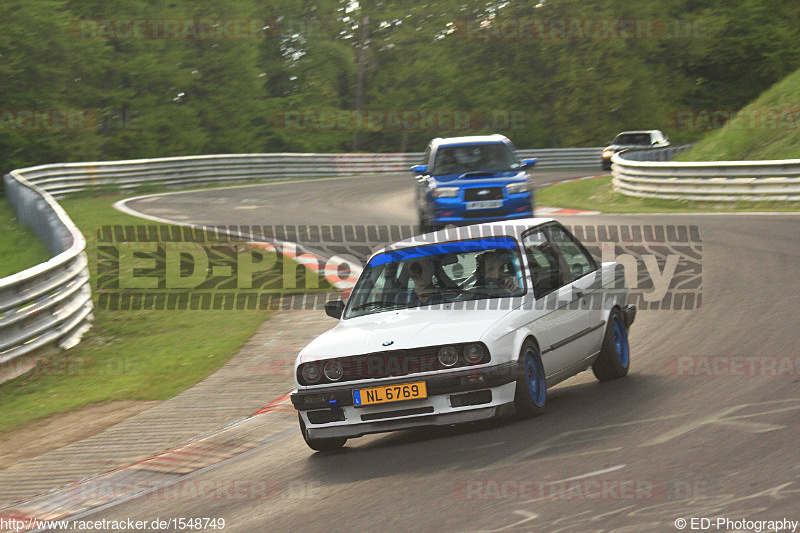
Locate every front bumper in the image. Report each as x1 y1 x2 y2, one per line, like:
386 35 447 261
431 193 533 225
291 362 518 439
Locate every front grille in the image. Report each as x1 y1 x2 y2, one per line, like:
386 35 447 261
340 348 438 381
298 343 491 385
464 187 503 201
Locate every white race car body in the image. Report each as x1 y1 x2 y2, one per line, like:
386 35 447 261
290 218 635 446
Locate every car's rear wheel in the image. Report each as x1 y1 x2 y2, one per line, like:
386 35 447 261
299 414 347 451
514 340 546 418
592 308 631 381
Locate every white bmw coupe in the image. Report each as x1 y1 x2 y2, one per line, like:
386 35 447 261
290 218 635 451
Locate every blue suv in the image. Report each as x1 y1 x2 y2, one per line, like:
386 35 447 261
413 135 536 231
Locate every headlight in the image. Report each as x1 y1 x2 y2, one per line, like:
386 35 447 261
506 182 529 195
437 345 459 367
323 360 344 381
432 187 459 198
301 363 322 384
463 343 485 364
602 149 614 158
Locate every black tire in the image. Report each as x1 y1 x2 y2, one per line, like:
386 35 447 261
513 340 547 418
592 308 631 381
299 414 347 451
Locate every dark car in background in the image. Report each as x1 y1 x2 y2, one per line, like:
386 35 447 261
413 135 537 231
601 130 670 170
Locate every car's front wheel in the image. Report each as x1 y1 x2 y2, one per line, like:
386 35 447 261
513 340 546 418
299 414 347 451
592 308 631 381
418 206 440 233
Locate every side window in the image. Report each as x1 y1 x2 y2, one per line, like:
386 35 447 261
522 230 565 297
545 225 597 282
423 146 432 167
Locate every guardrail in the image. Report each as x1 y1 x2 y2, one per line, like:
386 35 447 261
1 172 93 377
612 146 800 201
15 148 602 199
1 147 601 374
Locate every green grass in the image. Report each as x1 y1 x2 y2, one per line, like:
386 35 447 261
0 198 51 278
537 176 800 213
0 193 333 434
677 67 800 162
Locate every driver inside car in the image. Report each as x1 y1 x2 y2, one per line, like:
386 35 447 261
396 259 445 306
476 250 520 291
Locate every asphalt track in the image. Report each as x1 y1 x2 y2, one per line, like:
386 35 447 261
86 170 800 532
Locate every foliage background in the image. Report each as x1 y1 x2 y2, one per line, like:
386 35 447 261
2 0 799 171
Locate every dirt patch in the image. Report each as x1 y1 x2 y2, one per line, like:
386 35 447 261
0 400 159 469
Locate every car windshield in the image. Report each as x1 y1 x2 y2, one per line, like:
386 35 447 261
612 133 652 145
344 237 526 318
430 143 518 176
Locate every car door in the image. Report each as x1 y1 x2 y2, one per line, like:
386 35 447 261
520 227 588 380
544 223 606 362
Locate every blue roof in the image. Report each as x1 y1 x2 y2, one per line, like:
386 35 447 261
365 236 519 268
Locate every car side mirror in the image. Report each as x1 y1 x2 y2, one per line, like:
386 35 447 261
324 300 345 319
520 158 537 169
412 165 428 174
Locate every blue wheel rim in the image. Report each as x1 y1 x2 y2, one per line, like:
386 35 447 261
525 348 546 407
612 315 630 368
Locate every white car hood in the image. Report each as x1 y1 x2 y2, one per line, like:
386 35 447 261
298 305 517 362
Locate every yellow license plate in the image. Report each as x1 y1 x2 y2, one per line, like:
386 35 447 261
352 381 427 407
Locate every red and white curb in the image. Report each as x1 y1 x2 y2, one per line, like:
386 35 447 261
535 206 601 216
254 241 361 291
0 394 297 531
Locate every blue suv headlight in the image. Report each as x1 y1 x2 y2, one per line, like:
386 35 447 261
506 182 529 195
432 187 460 198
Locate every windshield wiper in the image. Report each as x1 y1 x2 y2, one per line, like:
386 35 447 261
350 300 404 311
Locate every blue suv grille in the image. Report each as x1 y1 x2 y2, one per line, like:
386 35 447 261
464 187 504 201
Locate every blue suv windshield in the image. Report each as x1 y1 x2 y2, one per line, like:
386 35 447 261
431 143 518 176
